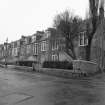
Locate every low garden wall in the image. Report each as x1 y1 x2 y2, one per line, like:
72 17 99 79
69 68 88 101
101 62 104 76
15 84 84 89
0 61 100 78
0 64 86 78
73 60 99 74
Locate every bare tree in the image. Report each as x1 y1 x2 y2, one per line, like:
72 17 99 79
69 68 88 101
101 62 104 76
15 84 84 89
86 0 104 60
53 10 82 59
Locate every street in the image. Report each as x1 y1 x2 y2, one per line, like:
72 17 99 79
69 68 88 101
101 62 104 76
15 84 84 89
0 68 105 105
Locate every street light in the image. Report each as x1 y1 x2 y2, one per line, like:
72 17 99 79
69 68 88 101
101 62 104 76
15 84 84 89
4 38 8 68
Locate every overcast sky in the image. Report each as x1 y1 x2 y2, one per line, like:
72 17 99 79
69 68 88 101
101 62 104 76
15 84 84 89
0 0 89 44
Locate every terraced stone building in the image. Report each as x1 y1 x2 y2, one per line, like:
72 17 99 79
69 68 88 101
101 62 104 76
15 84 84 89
0 28 74 66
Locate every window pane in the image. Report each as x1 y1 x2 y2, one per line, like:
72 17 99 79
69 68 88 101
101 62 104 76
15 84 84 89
52 54 58 61
79 33 84 45
84 32 88 45
41 41 47 51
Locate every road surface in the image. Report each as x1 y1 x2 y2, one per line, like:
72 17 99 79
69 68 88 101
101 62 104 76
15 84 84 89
0 67 105 105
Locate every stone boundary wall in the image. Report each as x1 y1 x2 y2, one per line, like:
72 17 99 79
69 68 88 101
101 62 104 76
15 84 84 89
73 60 99 74
0 63 100 78
0 64 89 78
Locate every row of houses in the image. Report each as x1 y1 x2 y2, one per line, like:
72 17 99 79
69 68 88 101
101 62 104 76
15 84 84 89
0 7 105 69
0 28 75 65
0 26 89 65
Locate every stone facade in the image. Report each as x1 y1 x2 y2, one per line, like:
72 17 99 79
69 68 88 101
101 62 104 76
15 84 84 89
0 28 73 66
73 60 98 74
73 7 105 73
91 19 105 69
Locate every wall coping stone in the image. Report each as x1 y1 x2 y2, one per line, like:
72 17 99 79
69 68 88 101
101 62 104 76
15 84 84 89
73 60 97 65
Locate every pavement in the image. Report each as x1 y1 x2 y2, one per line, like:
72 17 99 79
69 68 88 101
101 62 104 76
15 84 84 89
0 67 105 105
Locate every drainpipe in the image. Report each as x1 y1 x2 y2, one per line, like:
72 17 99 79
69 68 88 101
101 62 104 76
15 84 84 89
101 30 105 72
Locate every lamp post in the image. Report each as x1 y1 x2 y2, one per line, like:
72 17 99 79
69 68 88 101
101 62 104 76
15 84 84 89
4 38 8 68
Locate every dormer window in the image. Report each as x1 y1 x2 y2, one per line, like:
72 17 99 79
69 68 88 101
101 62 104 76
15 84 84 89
79 31 88 46
32 35 36 43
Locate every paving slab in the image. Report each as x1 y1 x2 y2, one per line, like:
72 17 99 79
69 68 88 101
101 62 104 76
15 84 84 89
0 93 33 105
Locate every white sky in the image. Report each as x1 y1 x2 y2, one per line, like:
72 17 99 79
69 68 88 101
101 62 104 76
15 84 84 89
0 0 89 44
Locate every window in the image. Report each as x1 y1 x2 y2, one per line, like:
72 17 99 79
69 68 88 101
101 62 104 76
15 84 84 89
12 48 18 56
24 38 27 44
1 51 3 57
17 41 20 46
79 31 88 46
14 48 18 56
41 41 47 51
46 31 51 38
32 35 36 43
29 37 32 43
84 32 88 45
52 40 58 50
21 46 25 55
11 43 14 48
27 45 31 54
79 33 84 45
52 54 58 61
33 43 38 55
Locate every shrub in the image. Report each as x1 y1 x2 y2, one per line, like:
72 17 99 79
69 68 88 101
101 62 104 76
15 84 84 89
0 61 16 65
16 61 37 67
43 61 73 70
0 61 38 67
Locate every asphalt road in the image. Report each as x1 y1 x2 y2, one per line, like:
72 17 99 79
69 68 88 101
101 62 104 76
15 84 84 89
0 68 105 105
